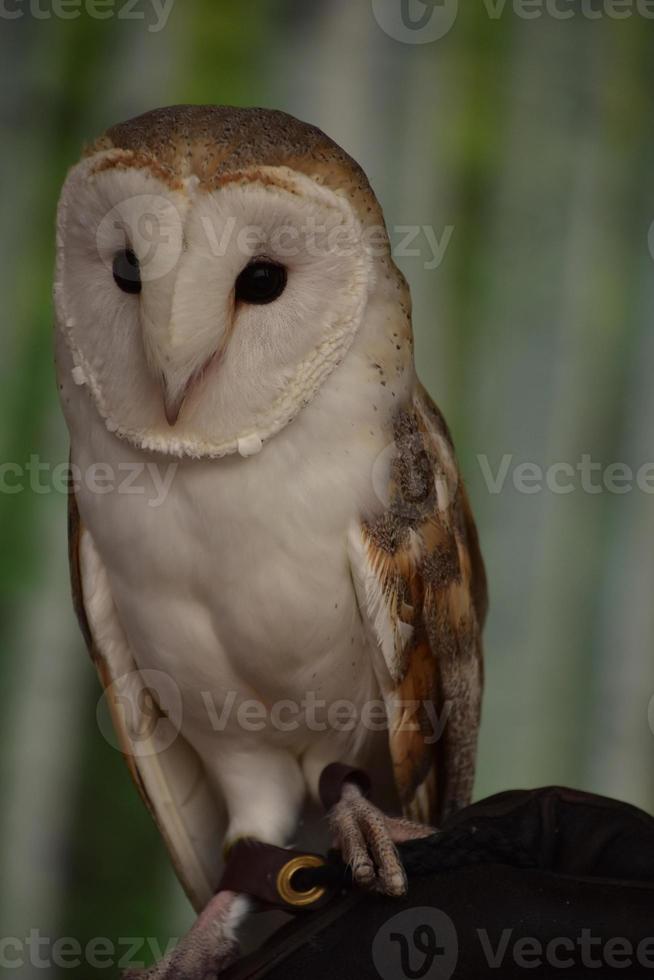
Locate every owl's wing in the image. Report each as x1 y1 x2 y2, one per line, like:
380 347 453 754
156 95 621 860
348 384 487 825
68 487 224 913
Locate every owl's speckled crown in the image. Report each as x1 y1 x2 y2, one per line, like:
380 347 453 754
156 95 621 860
87 104 385 231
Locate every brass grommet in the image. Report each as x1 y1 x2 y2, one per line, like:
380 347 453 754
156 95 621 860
276 854 326 907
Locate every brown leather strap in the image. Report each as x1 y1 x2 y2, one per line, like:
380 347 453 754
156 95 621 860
218 839 332 913
318 763 372 812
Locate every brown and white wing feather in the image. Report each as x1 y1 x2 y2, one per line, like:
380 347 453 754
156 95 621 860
349 384 487 825
69 488 224 913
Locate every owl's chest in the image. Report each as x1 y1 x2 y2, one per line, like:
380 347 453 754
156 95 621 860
73 411 386 737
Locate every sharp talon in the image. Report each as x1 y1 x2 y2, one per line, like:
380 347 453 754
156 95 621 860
379 867 408 897
352 858 375 886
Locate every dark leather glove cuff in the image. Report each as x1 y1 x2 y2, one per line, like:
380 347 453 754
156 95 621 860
224 786 654 980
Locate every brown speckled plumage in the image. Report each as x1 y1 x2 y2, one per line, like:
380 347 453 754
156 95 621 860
87 104 386 232
361 384 487 824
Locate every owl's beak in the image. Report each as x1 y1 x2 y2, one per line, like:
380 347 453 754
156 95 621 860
163 387 185 427
160 360 211 426
160 372 191 427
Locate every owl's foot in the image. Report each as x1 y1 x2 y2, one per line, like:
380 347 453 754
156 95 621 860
328 783 435 897
122 890 246 980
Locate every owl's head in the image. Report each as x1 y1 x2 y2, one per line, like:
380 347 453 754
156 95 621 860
55 105 410 458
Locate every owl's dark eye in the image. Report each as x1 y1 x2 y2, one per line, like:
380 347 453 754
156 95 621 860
112 248 142 294
235 260 287 305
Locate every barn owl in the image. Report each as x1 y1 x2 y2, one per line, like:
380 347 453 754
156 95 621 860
54 105 487 979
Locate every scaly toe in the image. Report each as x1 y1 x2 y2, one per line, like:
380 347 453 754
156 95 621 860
351 853 376 887
330 792 374 887
378 860 408 898
330 785 409 897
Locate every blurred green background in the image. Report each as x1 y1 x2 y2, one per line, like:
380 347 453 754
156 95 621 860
1 1 654 976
